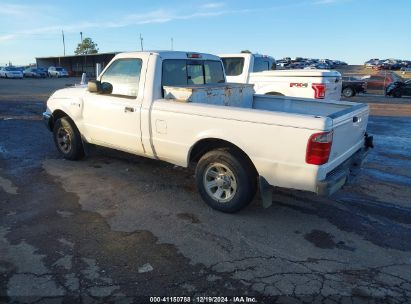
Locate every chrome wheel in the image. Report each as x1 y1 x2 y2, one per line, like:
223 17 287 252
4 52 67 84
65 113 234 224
203 163 237 202
56 127 71 153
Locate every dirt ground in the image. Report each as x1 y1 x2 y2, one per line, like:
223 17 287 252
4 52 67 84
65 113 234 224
336 65 411 80
0 78 410 303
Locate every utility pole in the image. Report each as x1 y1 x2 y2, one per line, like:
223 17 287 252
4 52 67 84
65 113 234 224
62 30 66 56
139 33 144 51
171 37 174 51
80 31 83 43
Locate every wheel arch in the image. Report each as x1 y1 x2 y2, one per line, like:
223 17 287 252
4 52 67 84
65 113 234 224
264 91 285 96
50 109 72 130
188 138 258 177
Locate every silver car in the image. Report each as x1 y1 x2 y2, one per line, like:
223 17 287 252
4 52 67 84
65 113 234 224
48 66 69 78
0 67 23 79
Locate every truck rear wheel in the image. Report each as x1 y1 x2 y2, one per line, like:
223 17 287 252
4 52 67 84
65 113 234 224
195 149 257 213
53 116 85 160
342 87 355 98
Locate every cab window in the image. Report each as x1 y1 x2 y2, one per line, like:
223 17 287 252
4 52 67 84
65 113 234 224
253 57 269 72
162 59 225 87
221 58 244 76
100 58 142 97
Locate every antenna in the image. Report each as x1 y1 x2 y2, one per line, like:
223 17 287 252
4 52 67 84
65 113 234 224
140 33 144 51
171 37 174 51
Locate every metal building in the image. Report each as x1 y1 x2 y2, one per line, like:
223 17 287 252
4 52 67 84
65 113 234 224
35 52 119 77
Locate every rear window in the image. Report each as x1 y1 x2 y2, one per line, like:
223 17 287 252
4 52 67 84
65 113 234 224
56 68 64 71
253 57 277 72
221 58 244 76
162 60 225 87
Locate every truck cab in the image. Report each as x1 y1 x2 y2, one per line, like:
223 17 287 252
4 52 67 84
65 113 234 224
221 53 276 83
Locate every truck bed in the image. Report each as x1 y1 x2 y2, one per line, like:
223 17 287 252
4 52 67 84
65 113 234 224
252 95 366 118
164 84 367 120
161 84 369 177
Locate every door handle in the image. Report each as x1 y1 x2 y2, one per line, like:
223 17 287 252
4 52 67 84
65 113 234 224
124 106 134 113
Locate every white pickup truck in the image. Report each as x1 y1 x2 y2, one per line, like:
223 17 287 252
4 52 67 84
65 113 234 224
220 53 342 100
43 51 373 213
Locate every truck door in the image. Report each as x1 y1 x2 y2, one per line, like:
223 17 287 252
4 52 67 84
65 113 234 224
82 57 147 155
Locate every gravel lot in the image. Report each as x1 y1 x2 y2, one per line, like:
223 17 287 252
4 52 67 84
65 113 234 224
0 78 410 303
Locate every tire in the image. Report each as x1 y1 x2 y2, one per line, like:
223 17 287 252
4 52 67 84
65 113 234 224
53 116 85 160
393 90 402 98
342 87 355 98
195 148 257 213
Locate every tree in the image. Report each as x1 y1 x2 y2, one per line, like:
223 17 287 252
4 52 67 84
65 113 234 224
74 37 99 55
241 50 252 54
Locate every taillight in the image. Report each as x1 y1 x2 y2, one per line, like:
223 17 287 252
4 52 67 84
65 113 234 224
187 53 202 58
312 83 326 99
306 131 333 165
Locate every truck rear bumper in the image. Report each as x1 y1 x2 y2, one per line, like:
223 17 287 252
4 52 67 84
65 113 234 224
316 144 370 196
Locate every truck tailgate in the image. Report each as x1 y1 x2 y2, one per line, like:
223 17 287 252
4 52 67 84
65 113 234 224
328 105 369 163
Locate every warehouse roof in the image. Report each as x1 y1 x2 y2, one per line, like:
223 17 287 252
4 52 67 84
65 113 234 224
35 51 120 60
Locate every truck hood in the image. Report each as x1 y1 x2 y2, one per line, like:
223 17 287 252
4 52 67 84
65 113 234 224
49 86 87 100
252 69 341 77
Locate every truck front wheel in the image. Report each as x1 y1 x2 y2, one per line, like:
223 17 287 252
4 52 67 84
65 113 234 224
195 149 257 213
53 116 85 160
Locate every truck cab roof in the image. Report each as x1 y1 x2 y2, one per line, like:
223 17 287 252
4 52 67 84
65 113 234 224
219 53 275 60
114 51 221 61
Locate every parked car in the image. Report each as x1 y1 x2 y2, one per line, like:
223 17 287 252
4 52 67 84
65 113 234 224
37 67 48 76
364 59 379 68
42 51 372 213
23 68 46 78
0 67 23 79
48 66 69 78
362 74 395 90
220 53 341 100
385 80 411 98
401 67 411 74
341 76 367 97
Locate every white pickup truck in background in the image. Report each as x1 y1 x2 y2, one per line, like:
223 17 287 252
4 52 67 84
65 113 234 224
220 53 342 100
43 51 372 213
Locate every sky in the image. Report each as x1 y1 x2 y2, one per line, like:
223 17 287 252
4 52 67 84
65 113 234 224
0 0 410 65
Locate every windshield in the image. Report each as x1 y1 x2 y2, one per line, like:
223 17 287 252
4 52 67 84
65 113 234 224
55 67 65 71
6 67 17 71
162 59 225 87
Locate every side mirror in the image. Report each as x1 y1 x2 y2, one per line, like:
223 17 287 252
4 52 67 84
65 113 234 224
88 80 101 93
101 82 113 94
